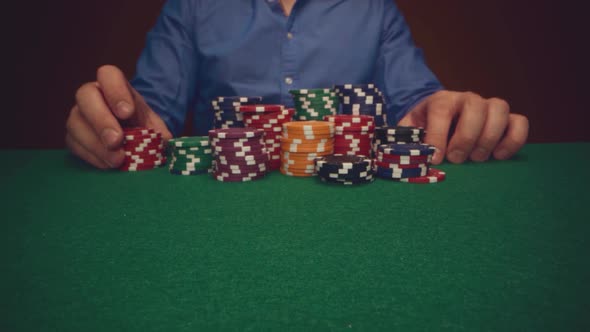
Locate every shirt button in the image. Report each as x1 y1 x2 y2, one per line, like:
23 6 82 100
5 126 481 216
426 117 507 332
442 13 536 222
285 77 293 85
287 32 294 39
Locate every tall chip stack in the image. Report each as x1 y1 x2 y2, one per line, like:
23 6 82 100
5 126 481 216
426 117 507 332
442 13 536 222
334 84 387 127
315 155 374 185
289 89 338 120
167 136 213 176
119 127 165 171
208 128 269 182
324 115 374 157
280 121 334 177
372 126 426 157
238 105 295 171
374 143 446 184
211 96 263 129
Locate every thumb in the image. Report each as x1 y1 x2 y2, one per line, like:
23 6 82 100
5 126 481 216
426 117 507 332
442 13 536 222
128 86 173 141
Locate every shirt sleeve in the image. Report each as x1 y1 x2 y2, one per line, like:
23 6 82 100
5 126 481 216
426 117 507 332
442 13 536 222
377 1 444 124
130 0 198 136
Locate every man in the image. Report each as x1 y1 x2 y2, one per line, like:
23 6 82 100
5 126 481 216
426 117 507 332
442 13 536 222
65 0 529 169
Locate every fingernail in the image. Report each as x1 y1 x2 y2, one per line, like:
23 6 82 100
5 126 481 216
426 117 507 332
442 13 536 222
472 147 489 161
116 101 132 116
433 150 443 163
495 149 509 160
101 128 120 147
448 150 466 163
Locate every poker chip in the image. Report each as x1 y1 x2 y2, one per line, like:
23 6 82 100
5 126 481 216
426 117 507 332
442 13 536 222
167 136 213 175
334 84 387 127
324 115 375 157
211 96 263 129
290 88 339 121
237 106 294 171
279 121 334 177
119 127 166 172
373 126 426 156
373 142 444 184
209 128 268 182
378 143 436 156
315 155 374 185
396 168 446 183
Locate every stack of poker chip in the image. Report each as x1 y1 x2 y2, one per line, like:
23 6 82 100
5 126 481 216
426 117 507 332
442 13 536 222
208 128 269 182
211 96 263 129
167 136 213 175
374 143 446 184
372 126 425 156
289 89 338 121
315 155 374 185
334 84 387 127
119 127 165 171
324 115 375 157
280 121 334 177
238 104 295 171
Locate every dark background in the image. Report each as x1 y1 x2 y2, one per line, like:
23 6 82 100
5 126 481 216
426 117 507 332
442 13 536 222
5 0 588 148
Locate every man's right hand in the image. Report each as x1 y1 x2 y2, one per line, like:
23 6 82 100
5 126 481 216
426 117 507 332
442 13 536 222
66 65 172 169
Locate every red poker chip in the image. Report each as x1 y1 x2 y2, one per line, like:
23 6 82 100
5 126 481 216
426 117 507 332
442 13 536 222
122 127 157 135
333 143 372 149
119 163 162 171
324 115 374 124
397 168 446 184
124 132 162 141
124 153 165 161
123 140 164 150
238 104 285 113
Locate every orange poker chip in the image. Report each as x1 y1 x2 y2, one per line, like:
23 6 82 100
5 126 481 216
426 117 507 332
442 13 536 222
280 144 334 153
281 137 332 145
280 167 316 177
280 150 331 161
283 121 334 133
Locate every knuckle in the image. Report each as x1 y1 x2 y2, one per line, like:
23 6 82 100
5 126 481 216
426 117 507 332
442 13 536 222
97 64 116 78
75 82 97 102
489 97 510 112
428 99 453 116
454 132 479 147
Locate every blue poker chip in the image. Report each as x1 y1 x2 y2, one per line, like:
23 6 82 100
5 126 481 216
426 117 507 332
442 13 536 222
374 166 428 179
214 109 244 122
378 143 436 156
341 95 385 105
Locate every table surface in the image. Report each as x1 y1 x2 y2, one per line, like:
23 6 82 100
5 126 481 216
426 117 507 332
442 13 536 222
1 143 589 331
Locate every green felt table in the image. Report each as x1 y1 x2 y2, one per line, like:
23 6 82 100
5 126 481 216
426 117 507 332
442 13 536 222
1 143 589 331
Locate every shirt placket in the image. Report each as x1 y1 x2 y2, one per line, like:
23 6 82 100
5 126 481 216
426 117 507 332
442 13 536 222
265 0 301 106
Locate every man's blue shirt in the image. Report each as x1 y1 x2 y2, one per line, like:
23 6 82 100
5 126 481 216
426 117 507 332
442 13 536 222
131 0 443 136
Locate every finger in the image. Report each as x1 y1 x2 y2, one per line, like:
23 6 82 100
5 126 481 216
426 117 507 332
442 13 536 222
129 87 174 141
96 65 135 119
422 93 457 165
76 83 124 149
493 114 529 160
446 93 487 163
65 133 110 169
66 105 126 167
470 98 510 162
